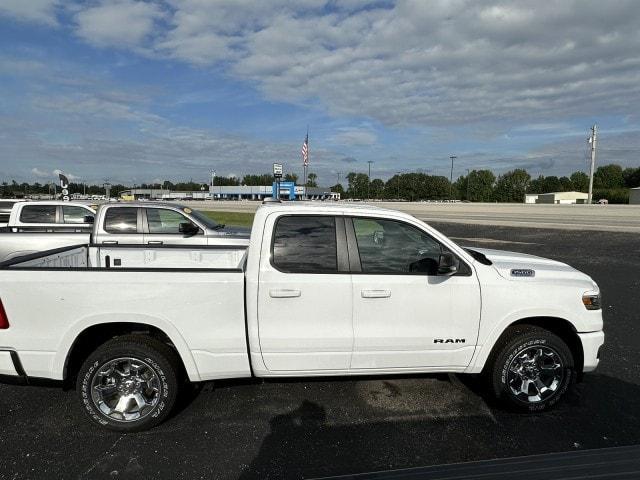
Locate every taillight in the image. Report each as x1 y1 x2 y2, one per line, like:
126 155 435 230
0 299 9 329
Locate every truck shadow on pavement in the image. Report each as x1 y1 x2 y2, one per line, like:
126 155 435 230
234 373 640 479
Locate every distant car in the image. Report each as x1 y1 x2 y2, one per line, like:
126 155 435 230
597 199 609 205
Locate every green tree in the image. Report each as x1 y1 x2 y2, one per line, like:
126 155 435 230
559 176 573 191
594 164 624 189
370 178 385 199
284 173 299 183
623 167 640 188
346 172 369 198
466 170 495 201
242 174 273 186
570 171 589 191
493 169 531 202
305 172 318 187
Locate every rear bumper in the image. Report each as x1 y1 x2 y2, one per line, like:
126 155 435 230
579 330 604 373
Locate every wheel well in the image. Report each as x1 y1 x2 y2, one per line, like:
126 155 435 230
63 322 186 389
500 317 584 375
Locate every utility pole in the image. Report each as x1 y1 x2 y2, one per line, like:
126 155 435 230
396 171 401 199
367 160 373 199
587 125 597 204
336 172 342 186
449 155 457 199
466 168 470 201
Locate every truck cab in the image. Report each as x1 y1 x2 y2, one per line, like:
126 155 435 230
91 202 250 246
7 201 96 233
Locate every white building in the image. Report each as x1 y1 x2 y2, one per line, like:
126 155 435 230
630 187 640 205
524 194 539 204
536 191 589 204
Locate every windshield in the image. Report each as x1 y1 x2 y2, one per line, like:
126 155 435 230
187 208 222 230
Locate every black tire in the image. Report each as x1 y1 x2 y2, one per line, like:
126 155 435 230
76 335 180 432
489 325 575 412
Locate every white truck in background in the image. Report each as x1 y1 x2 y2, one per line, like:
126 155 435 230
5 201 96 233
0 202 604 431
0 202 249 262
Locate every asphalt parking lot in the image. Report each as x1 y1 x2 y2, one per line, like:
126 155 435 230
1 222 639 479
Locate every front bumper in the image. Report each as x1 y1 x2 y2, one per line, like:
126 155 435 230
579 330 605 373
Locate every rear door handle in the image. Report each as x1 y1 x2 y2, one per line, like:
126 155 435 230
361 289 391 298
269 289 301 298
147 241 163 245
102 241 118 245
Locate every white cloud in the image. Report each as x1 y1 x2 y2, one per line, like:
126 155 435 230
0 0 59 25
31 167 51 178
331 127 377 146
75 0 164 48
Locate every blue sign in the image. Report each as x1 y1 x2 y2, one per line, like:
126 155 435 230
272 181 296 200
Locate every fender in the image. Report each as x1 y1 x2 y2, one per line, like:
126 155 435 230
54 312 201 382
465 306 582 374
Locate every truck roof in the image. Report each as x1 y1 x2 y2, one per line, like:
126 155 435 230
258 201 413 219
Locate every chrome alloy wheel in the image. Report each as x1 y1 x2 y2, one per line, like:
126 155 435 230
90 357 161 422
507 346 564 404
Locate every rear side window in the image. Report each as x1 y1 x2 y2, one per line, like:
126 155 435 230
272 216 337 273
104 208 138 233
19 205 56 223
63 206 93 224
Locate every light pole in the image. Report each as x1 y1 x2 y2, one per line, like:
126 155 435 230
396 171 401 199
449 155 457 199
367 160 373 199
466 168 470 201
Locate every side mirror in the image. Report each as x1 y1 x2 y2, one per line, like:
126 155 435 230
179 222 199 235
83 215 95 224
373 230 385 245
438 252 458 275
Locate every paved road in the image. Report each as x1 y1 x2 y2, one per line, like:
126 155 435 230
186 200 640 232
1 224 639 479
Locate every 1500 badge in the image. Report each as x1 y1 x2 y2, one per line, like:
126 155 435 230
511 268 535 277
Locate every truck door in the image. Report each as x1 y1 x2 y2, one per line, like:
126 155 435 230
347 216 481 369
142 207 207 246
256 214 353 371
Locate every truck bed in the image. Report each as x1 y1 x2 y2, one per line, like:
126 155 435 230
0 243 251 381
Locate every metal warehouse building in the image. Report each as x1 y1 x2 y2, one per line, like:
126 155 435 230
535 191 589 204
630 187 640 205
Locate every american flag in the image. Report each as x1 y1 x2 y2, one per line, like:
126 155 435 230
302 133 309 166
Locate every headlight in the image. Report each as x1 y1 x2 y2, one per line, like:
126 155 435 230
582 291 601 310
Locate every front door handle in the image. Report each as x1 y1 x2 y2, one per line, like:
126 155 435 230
147 241 163 245
361 289 391 298
269 289 301 298
102 241 118 245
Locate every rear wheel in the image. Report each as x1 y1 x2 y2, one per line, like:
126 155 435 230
489 326 575 411
76 335 180 432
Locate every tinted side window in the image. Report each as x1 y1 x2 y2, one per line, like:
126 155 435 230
272 216 337 273
352 217 445 275
146 208 192 234
63 206 93 224
104 208 138 233
19 205 56 223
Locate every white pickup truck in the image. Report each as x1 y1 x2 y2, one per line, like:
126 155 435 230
0 201 249 262
0 202 604 431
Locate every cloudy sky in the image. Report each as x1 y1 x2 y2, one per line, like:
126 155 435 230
1 0 640 186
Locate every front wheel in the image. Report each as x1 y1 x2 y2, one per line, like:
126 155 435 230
76 335 180 432
490 326 575 411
